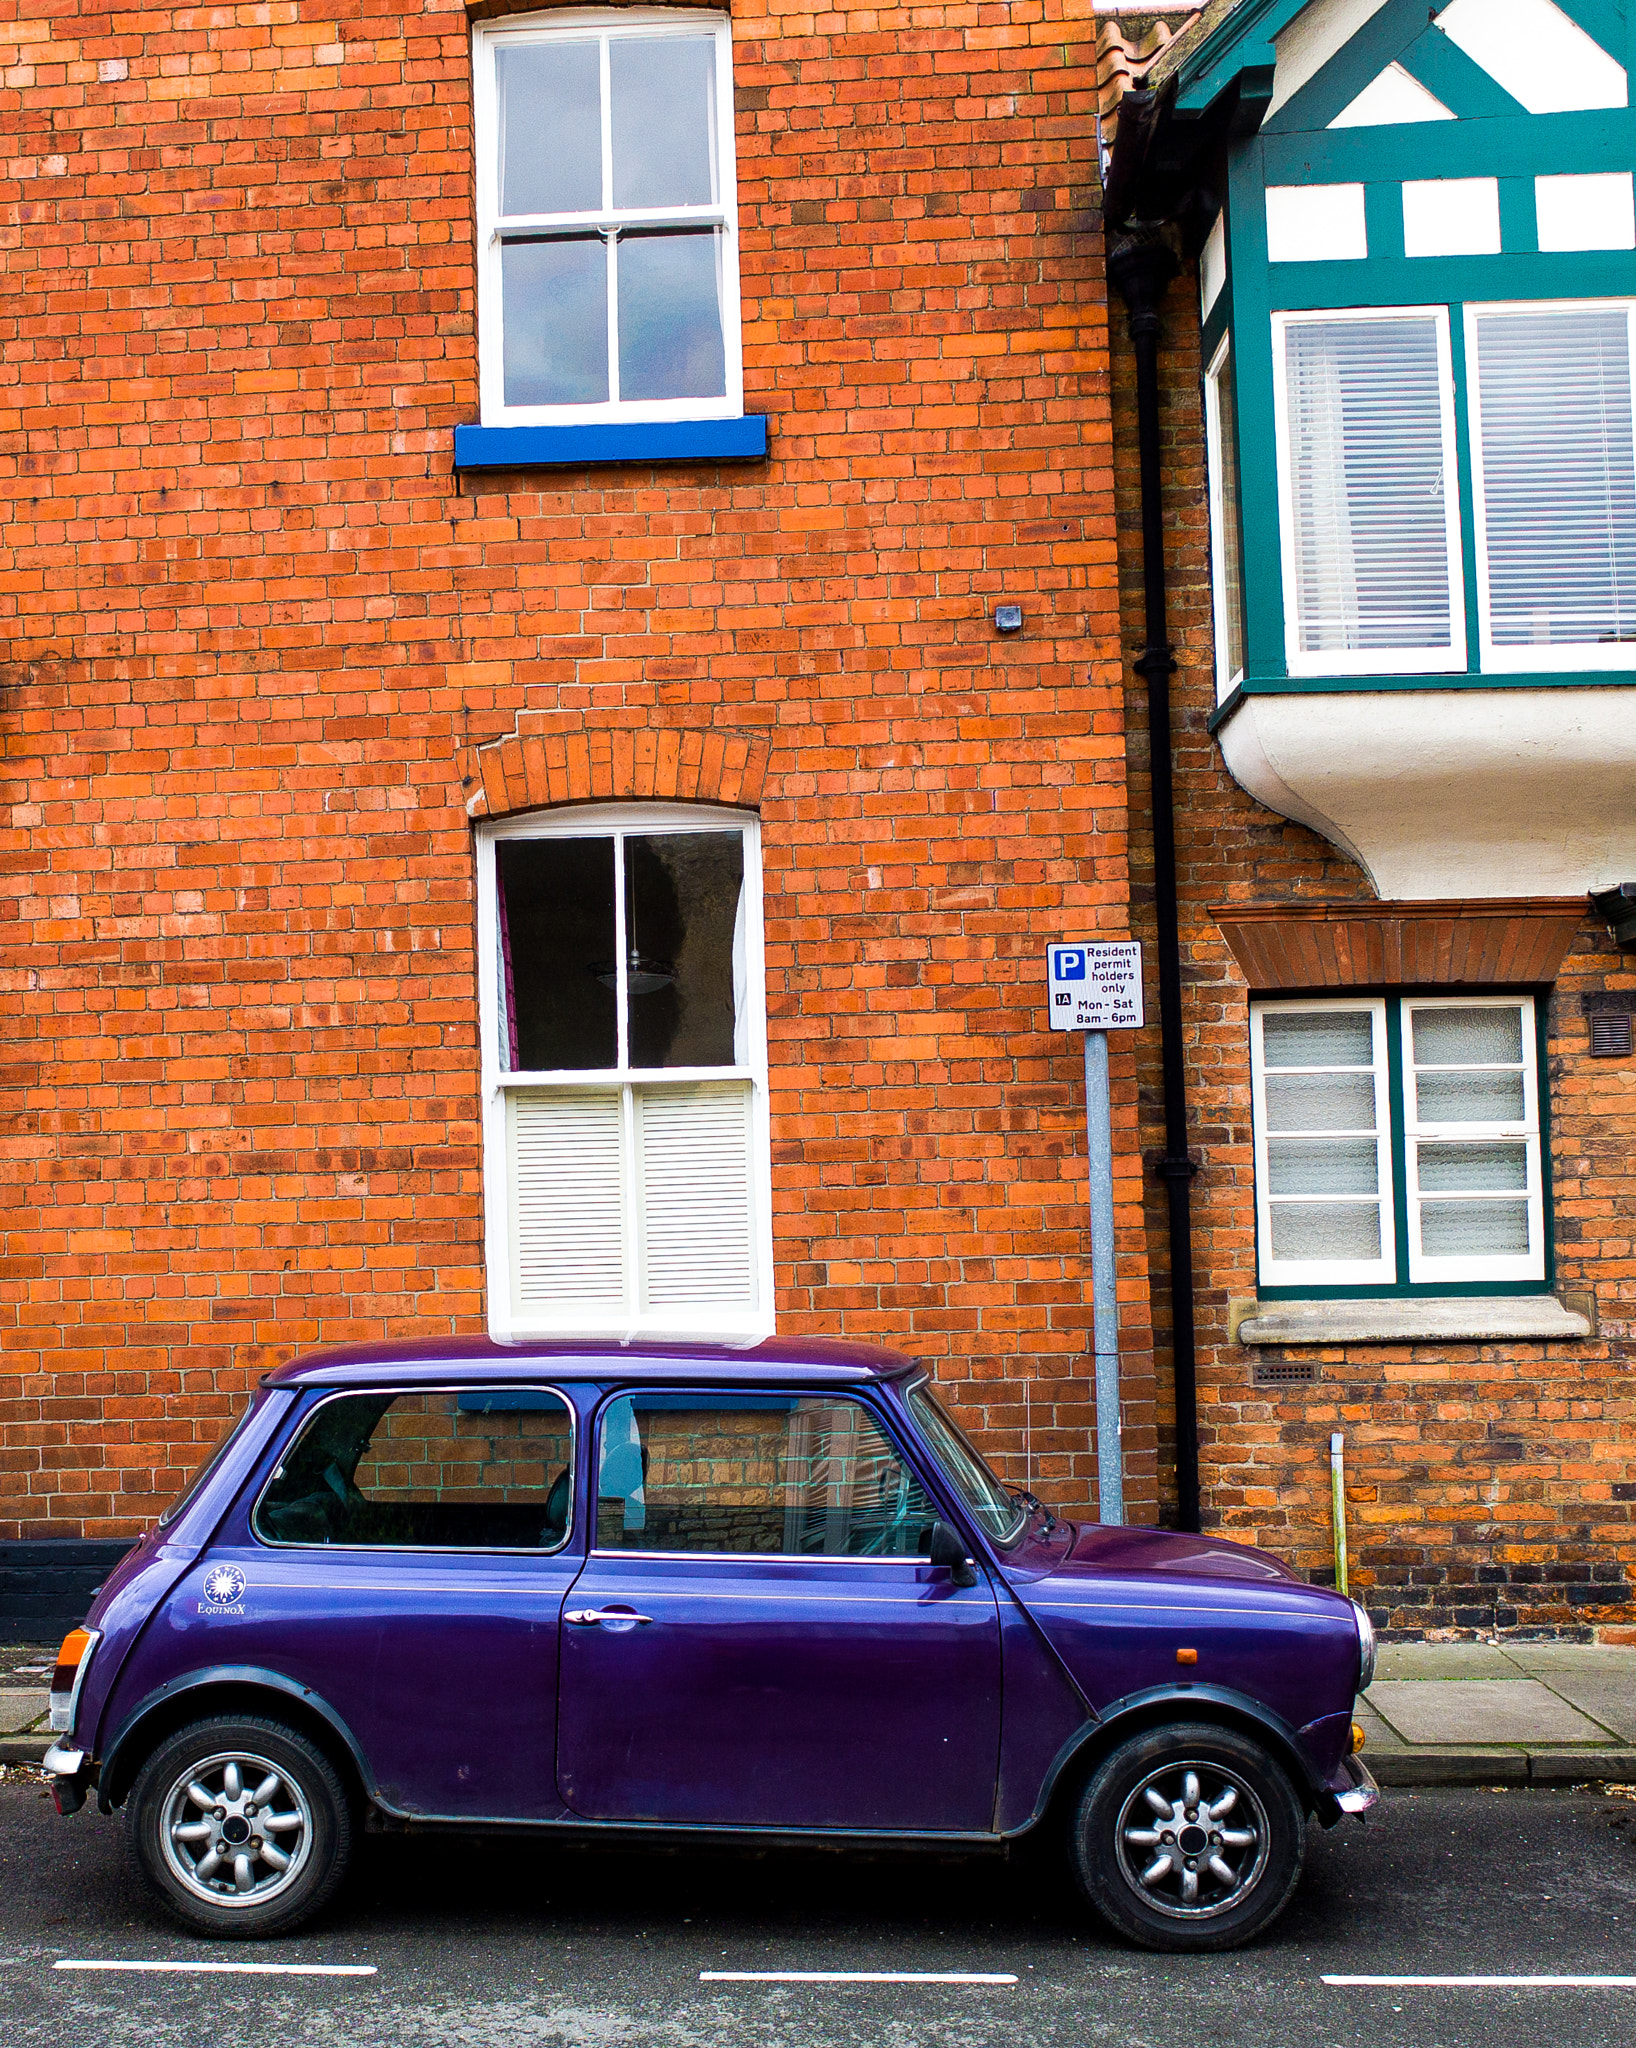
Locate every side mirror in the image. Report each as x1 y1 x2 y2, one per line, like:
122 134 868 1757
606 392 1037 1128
929 1519 979 1589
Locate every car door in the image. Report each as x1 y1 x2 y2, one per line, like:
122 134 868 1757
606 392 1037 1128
196 1382 582 1820
555 1389 1002 1832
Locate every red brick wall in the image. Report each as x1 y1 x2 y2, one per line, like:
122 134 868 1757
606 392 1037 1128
0 2 1155 1538
1110 250 1636 1632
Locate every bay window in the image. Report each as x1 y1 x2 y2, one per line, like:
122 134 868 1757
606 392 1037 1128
1272 307 1465 675
1251 995 1546 1293
1467 300 1636 671
478 807 771 1339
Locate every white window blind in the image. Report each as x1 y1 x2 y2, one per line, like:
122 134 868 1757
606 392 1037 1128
1276 312 1463 673
509 1090 627 1309
1469 303 1636 668
1250 1002 1395 1287
1403 999 1543 1282
638 1082 755 1310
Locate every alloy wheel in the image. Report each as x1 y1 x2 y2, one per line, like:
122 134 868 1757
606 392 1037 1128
158 1748 313 1909
1114 1759 1270 1920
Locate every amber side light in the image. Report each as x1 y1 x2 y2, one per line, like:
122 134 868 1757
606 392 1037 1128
1352 1721 1367 1754
51 1627 91 1694
1176 1647 1198 1666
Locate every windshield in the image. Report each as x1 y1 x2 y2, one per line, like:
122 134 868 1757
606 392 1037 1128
907 1382 1028 1546
157 1395 261 1528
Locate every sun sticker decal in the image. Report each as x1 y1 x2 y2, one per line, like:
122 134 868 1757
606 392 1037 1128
201 1564 246 1610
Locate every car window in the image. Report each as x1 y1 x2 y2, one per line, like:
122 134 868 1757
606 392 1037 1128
254 1388 574 1551
907 1382 1027 1545
595 1393 937 1558
158 1392 263 1528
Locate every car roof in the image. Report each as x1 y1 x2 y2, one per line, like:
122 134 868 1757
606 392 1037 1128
261 1334 924 1392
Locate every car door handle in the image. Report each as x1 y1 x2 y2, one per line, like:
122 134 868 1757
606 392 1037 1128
565 1607 654 1627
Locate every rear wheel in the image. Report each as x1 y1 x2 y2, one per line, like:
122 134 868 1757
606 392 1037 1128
1070 1722 1306 1952
127 1715 353 1938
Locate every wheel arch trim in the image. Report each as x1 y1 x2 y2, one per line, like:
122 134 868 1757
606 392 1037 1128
97 1666 378 1814
1008 1683 1335 1837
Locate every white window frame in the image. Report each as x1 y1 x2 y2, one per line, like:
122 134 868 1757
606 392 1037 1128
1205 332 1246 699
472 10 744 428
1464 298 1636 675
1271 305 1467 678
1400 994 1545 1285
476 803 773 1341
1249 998 1397 1289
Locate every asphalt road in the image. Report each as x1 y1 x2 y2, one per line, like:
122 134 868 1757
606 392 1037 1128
5 1775 1636 2047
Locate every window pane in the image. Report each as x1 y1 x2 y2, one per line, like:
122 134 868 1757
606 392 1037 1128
1412 1005 1523 1067
616 231 727 403
625 832 744 1067
502 237 609 408
1262 1009 1375 1067
1211 345 1247 681
1284 316 1453 653
1416 1140 1529 1192
256 1390 574 1549
1420 1199 1530 1257
907 1383 1026 1545
1269 1203 1382 1260
610 36 717 209
1263 1071 1378 1131
596 1395 936 1558
1475 306 1636 648
497 43 602 216
497 839 617 1070
1267 1137 1379 1195
1415 1070 1526 1122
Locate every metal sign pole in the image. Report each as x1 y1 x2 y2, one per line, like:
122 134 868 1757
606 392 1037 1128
1084 1030 1125 1526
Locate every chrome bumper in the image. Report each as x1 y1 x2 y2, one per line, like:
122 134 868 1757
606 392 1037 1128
42 1741 89 1816
42 1741 84 1776
1334 1753 1380 1818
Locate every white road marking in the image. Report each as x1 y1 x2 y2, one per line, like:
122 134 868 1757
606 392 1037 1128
54 1960 376 1978
700 1970 1017 1985
1325 1975 1636 1989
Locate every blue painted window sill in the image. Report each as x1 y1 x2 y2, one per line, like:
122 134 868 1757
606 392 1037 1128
453 417 768 471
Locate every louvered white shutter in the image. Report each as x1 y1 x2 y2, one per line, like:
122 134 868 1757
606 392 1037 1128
1279 314 1459 666
1470 305 1636 661
637 1081 755 1311
509 1090 626 1309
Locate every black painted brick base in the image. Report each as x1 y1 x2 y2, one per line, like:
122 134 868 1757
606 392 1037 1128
0 1541 135 1643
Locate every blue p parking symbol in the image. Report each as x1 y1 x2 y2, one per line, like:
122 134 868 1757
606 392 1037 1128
1053 948 1086 981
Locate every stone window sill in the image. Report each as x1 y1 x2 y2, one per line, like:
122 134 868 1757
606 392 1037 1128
453 417 769 471
1235 1296 1593 1347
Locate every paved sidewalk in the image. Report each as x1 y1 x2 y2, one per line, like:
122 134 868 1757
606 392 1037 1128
1359 1641 1636 1785
9 1638 1636 1786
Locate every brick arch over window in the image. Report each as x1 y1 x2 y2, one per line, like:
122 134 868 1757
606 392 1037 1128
464 717 772 822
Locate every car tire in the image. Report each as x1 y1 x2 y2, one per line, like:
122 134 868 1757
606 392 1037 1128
126 1714 354 1939
1069 1721 1306 1953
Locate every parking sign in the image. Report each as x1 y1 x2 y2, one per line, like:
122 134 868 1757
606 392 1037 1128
1048 941 1144 1032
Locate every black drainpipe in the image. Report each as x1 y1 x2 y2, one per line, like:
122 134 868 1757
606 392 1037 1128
1107 227 1201 1536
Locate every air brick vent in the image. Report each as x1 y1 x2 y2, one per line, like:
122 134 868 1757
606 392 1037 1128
1590 1012 1634 1058
1252 1358 1321 1386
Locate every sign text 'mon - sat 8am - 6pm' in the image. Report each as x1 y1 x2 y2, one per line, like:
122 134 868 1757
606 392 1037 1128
1047 942 1144 1033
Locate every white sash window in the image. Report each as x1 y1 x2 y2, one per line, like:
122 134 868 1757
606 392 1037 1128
473 12 743 427
478 807 772 1339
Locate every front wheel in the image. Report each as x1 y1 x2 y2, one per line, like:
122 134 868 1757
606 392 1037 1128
1070 1722 1306 1952
126 1715 353 1938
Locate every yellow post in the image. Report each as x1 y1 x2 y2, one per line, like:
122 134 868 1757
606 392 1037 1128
1329 1431 1349 1599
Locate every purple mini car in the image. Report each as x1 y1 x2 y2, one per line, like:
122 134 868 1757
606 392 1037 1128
43 1337 1377 1950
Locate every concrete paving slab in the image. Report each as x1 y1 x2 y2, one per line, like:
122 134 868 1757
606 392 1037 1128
1373 1643 1519 1680
0 1690 46 1735
1352 1701 1406 1753
1533 1674 1636 1742
1505 1645 1636 1676
1365 1678 1606 1745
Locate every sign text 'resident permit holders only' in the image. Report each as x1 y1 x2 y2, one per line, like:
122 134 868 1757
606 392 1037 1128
1047 942 1144 1032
